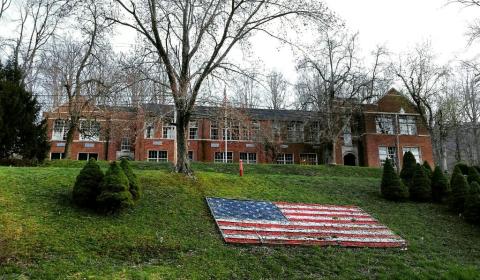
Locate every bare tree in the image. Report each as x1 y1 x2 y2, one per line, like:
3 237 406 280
392 42 448 166
451 0 480 43
0 0 10 20
266 70 287 110
10 0 73 90
295 28 386 164
107 0 333 174
231 71 260 109
42 0 111 159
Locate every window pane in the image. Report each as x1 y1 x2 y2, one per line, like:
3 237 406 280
78 153 88 160
375 116 394 134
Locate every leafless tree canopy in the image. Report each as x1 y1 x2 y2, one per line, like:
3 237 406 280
295 27 388 164
107 0 334 174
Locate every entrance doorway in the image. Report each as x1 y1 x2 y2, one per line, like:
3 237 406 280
343 153 356 166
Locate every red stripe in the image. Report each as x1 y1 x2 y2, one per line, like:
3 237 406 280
284 213 372 218
222 229 399 239
217 221 388 231
224 238 405 248
280 209 365 214
275 202 359 209
287 218 379 224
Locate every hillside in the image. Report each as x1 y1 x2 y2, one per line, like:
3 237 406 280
1 164 479 279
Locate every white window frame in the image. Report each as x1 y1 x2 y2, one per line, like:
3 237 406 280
144 122 155 139
50 152 65 160
300 153 318 165
375 115 394 135
162 121 175 139
77 153 98 161
120 137 130 152
287 121 304 142
277 153 294 165
189 121 198 139
399 116 417 135
403 147 422 163
240 152 257 164
214 152 233 163
147 150 168 162
210 121 219 140
378 146 397 167
79 120 100 141
52 119 69 141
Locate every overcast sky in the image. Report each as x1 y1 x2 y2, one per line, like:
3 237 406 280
243 0 480 83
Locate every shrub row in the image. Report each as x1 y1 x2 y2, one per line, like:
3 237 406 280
381 153 480 225
72 158 142 213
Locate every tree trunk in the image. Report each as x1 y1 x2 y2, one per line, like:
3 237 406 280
329 140 337 165
175 112 192 175
64 120 78 160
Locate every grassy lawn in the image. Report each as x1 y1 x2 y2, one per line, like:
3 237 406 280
1 163 480 279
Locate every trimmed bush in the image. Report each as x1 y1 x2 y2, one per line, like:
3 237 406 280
455 163 469 176
431 166 450 203
467 166 480 185
381 158 408 201
464 181 480 224
410 163 432 202
120 158 142 201
400 151 416 187
422 161 433 178
97 161 134 212
72 159 104 208
449 166 470 213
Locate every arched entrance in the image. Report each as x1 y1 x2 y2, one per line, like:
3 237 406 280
343 153 356 166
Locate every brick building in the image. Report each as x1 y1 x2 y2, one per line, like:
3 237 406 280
44 88 434 168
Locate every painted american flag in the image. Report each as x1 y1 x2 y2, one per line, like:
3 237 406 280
206 197 406 248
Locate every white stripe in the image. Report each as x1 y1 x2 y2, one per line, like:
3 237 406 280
219 225 395 236
224 234 404 243
281 209 368 216
284 215 376 222
216 218 387 229
276 204 362 212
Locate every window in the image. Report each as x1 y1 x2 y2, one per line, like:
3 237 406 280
241 124 250 140
148 150 168 162
50 152 65 160
399 116 417 135
79 120 100 141
277 153 294 164
145 122 155 139
379 146 397 167
189 121 198 139
52 119 69 141
240 152 257 164
287 121 304 142
121 137 130 151
214 152 233 163
403 147 421 163
343 126 352 146
188 151 194 161
375 115 394 135
162 121 175 139
223 122 239 141
306 121 320 143
78 153 98 161
251 121 260 141
300 153 317 165
210 121 219 140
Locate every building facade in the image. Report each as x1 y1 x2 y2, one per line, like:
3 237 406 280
44 89 434 168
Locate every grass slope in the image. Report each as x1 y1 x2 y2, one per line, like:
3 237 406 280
0 164 479 279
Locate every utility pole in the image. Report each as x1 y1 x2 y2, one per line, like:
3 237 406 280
223 87 228 163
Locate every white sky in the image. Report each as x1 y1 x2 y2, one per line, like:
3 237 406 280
246 0 480 83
